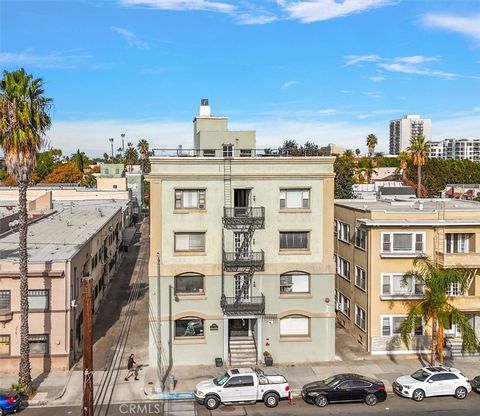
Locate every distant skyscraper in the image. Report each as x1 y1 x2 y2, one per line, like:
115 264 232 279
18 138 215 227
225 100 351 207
389 115 431 155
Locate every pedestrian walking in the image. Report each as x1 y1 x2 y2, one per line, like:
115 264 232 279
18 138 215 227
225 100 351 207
124 353 139 381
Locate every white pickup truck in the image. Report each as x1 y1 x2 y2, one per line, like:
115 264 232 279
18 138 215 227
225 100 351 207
194 367 290 410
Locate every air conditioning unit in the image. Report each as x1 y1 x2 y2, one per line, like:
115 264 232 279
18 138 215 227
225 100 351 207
335 302 341 311
71 300 78 308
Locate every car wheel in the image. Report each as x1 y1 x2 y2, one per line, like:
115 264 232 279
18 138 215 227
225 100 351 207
454 386 468 400
0 407 4 416
314 395 328 407
412 389 425 402
365 393 378 406
205 395 220 410
264 392 279 408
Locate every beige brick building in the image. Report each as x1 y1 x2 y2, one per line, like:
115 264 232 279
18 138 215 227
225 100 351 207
334 198 480 356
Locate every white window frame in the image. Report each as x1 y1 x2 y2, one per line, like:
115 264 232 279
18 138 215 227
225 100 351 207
280 272 310 294
280 189 310 209
337 222 350 243
222 144 233 158
336 256 350 281
446 282 464 296
381 232 425 255
28 289 49 311
355 266 366 291
355 227 366 250
380 273 424 298
355 305 366 331
279 231 310 250
337 292 350 319
175 189 206 209
380 315 424 337
174 232 206 252
445 233 469 254
279 315 310 337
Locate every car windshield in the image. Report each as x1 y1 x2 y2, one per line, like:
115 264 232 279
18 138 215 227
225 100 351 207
411 370 431 382
323 376 342 387
213 373 230 386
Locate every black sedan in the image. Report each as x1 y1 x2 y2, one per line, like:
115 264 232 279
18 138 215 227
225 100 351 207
472 376 480 393
302 373 387 407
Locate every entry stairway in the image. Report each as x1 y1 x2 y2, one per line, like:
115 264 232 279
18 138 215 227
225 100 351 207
447 339 480 358
229 336 257 366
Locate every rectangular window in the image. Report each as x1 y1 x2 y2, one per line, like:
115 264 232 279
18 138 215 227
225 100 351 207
336 257 350 280
279 232 309 250
0 335 10 356
279 189 310 209
280 273 310 294
446 282 462 296
174 232 206 252
28 290 49 310
355 267 366 290
175 274 204 295
337 292 350 318
382 232 424 254
280 316 310 337
28 334 49 354
240 149 252 157
381 316 424 336
0 290 10 312
355 305 366 330
445 234 470 254
223 144 233 158
174 318 204 338
355 228 366 249
381 274 424 297
203 149 215 157
174 189 206 209
337 222 350 243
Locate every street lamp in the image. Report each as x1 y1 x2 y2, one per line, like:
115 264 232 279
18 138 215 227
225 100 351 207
109 138 114 158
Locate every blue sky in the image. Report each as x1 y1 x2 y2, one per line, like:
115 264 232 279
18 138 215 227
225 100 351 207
1 0 480 156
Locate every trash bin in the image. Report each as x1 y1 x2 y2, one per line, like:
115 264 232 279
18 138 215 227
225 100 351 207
215 357 223 367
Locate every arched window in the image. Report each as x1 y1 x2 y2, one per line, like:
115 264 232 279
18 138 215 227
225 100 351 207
175 316 204 338
280 271 310 294
280 315 310 337
174 273 204 295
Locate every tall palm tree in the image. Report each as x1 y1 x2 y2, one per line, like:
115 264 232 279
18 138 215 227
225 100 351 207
408 135 430 197
397 150 410 181
343 149 355 160
137 139 150 173
0 69 52 395
358 161 378 184
366 133 378 157
400 256 477 365
124 143 138 172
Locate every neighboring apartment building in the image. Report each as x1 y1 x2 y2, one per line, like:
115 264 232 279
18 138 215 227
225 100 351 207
334 198 480 356
428 138 480 161
148 100 336 370
0 188 131 372
389 115 432 155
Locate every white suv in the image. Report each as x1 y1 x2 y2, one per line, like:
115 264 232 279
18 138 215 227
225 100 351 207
393 366 471 401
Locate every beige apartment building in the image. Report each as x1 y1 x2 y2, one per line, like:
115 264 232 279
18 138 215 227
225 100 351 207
334 198 480 356
0 188 131 372
148 100 336 370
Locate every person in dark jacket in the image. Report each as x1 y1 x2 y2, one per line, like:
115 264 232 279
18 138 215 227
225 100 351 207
124 353 139 381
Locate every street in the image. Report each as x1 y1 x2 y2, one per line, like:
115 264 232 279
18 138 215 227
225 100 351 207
21 393 480 416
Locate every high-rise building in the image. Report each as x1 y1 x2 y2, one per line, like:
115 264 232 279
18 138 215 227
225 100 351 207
148 100 336 370
389 115 432 155
428 138 480 161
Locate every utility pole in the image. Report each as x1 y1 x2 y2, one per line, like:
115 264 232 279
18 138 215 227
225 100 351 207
82 277 94 416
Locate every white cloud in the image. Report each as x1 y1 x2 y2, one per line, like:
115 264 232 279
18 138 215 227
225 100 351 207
120 0 235 14
236 13 278 25
278 0 395 23
111 27 150 49
369 75 385 82
281 80 298 89
423 13 480 42
344 54 380 65
0 49 93 69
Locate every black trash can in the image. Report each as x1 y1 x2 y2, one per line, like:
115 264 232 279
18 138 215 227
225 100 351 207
215 357 223 367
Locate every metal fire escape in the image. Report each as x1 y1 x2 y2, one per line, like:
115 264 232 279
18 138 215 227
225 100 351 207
221 157 266 315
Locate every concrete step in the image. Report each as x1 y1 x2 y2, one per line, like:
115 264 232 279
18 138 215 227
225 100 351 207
230 360 258 366
230 344 256 350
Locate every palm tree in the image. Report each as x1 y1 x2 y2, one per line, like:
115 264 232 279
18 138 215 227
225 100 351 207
0 69 52 395
357 161 378 184
137 139 150 173
397 151 410 181
124 143 138 172
366 133 378 157
355 148 361 157
408 135 430 197
400 256 477 365
343 149 355 160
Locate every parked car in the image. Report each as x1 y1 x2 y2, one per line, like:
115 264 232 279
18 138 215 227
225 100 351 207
0 389 21 416
393 366 471 401
194 367 290 410
471 375 480 393
301 373 387 407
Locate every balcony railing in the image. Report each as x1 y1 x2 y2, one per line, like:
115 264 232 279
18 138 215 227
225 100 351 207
221 294 265 315
223 207 265 229
223 251 265 272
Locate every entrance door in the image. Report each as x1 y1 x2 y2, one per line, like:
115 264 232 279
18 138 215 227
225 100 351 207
234 189 250 216
234 274 251 301
234 233 251 259
229 318 250 337
444 322 462 338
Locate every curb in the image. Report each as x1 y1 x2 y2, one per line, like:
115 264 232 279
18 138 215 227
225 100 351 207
52 367 76 402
